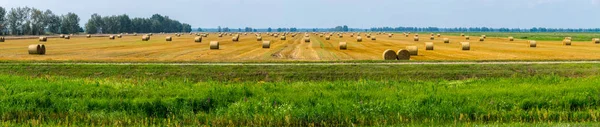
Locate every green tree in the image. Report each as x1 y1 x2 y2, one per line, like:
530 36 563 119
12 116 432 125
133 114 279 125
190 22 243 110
30 8 46 35
60 12 80 34
343 25 349 32
118 14 132 33
0 7 6 35
7 7 31 35
181 23 191 32
44 10 61 34
85 13 103 34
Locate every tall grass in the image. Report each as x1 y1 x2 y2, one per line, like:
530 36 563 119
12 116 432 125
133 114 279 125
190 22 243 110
1 74 599 126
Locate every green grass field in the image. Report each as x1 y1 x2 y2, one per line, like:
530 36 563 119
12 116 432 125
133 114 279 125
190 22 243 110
1 63 600 126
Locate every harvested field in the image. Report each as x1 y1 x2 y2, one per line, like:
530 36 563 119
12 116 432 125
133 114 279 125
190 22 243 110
0 33 599 62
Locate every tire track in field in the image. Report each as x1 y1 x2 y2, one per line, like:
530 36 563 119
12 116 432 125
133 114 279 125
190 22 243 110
305 37 321 60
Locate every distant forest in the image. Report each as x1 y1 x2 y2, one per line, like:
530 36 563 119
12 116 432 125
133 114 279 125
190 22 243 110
85 14 192 34
197 25 600 33
367 27 600 33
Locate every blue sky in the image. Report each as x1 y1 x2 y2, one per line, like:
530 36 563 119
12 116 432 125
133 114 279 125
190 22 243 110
2 0 599 28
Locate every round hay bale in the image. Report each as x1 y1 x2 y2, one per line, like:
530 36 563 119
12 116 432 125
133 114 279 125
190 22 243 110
461 42 470 50
406 46 418 55
257 36 262 41
357 36 363 42
304 37 310 43
28 44 38 54
405 34 409 37
280 36 286 40
465 36 470 40
64 36 70 39
479 37 484 42
142 36 150 41
210 41 219 49
563 39 572 46
28 44 45 55
60 34 65 38
382 49 398 60
40 44 46 55
415 34 419 37
262 41 271 48
203 34 208 37
339 35 343 38
430 36 434 40
388 34 393 38
86 34 91 38
166 36 172 41
397 49 410 60
366 35 371 38
39 37 47 42
371 36 376 40
149 33 153 36
593 38 600 44
529 40 537 47
325 36 331 40
509 36 514 41
437 34 441 37
339 42 347 50
195 37 202 42
482 35 487 39
109 35 115 40
117 35 122 38
460 33 465 37
565 37 572 40
425 42 434 50
218 34 223 37
232 36 239 42
414 37 419 41
134 33 138 36
0 37 4 42
443 38 450 43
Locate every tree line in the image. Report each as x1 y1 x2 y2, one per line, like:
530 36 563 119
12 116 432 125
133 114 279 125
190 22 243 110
201 26 600 33
0 6 192 36
369 27 600 33
85 14 192 34
0 6 81 35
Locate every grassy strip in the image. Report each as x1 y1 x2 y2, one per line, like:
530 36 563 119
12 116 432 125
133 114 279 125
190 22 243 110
1 59 600 64
0 74 599 126
1 63 600 82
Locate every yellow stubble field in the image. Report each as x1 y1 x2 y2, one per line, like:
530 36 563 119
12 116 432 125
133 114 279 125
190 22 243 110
0 33 599 62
